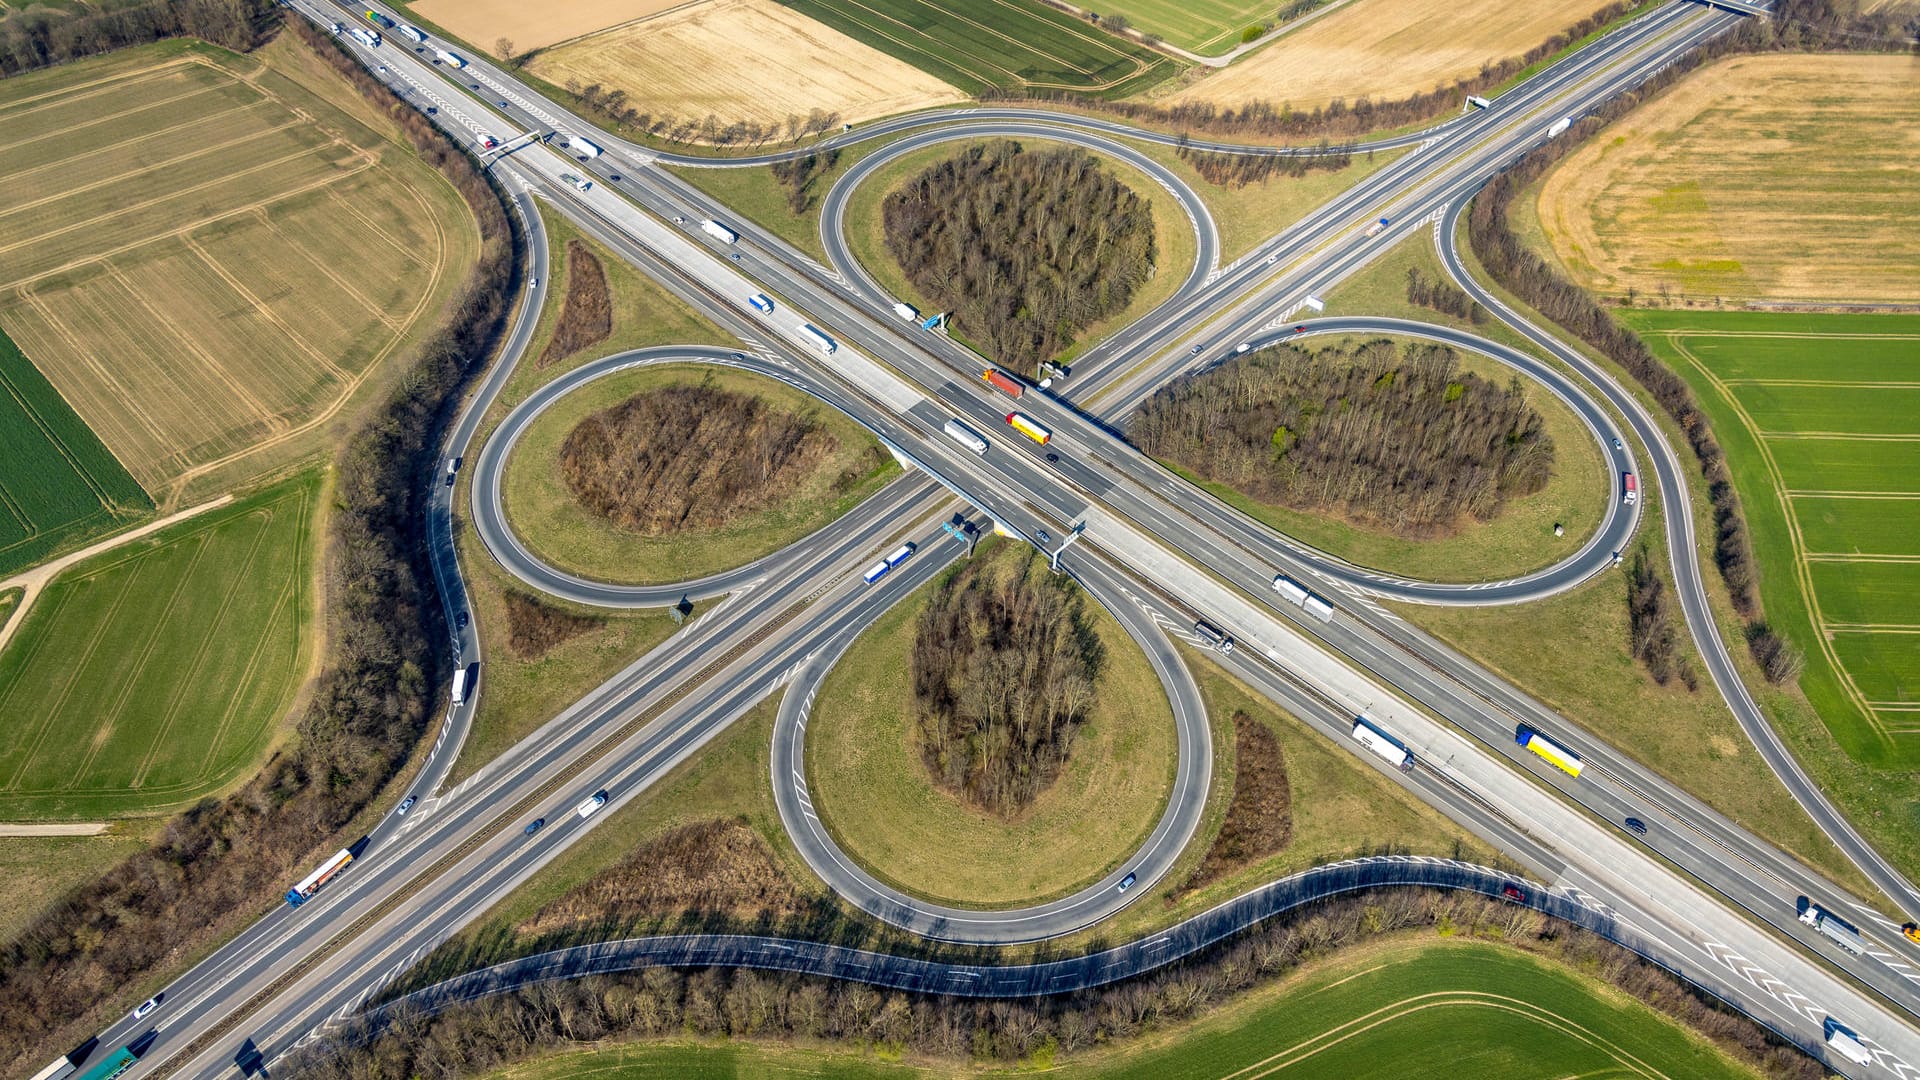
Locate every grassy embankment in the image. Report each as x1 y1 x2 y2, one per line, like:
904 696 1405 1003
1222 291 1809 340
449 214 741 780
475 938 1765 1079
498 363 896 586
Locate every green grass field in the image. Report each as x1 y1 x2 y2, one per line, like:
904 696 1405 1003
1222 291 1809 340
1092 0 1277 54
1622 309 1920 764
773 0 1180 98
807 541 1177 908
479 940 1763 1079
0 324 151 578
0 472 318 819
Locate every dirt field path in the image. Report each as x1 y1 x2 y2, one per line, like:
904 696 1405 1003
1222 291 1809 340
0 822 109 836
0 495 233 658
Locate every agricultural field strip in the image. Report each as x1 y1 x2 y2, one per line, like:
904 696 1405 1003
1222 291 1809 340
795 0 1160 91
0 483 312 808
1653 325 1920 731
1098 0 1276 54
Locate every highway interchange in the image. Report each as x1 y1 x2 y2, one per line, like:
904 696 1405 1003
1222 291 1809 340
52 1 1920 1077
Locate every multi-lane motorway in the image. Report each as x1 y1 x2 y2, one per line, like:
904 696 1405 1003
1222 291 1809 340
47 1 1920 1077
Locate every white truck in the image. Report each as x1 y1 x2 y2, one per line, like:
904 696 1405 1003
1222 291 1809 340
399 23 427 44
566 135 602 159
1546 115 1572 139
892 301 920 322
1301 593 1335 623
1826 1023 1874 1067
801 324 836 354
1800 902 1865 954
943 419 988 455
434 48 467 69
1272 575 1309 606
1467 95 1491 109
701 219 739 244
558 173 592 193
1351 716 1414 771
350 27 381 47
748 294 775 315
451 664 474 705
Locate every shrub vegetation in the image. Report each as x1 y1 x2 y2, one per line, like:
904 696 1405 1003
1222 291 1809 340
1132 338 1554 536
1626 547 1697 691
882 140 1156 373
502 591 605 661
558 380 842 536
1180 711 1292 893
911 551 1105 815
537 240 612 368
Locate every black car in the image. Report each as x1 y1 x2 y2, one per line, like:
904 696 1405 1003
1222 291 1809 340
1044 452 1059 463
524 818 546 835
456 610 469 629
1624 816 1648 835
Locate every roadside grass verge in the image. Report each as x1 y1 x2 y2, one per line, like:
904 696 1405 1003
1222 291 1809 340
0 471 321 820
807 541 1177 908
499 363 896 586
0 824 161 944
843 138 1196 369
451 213 745 780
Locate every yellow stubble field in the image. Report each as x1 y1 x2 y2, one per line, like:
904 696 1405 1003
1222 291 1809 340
0 38 477 504
408 0 693 54
1167 0 1598 110
526 0 966 134
1537 53 1920 304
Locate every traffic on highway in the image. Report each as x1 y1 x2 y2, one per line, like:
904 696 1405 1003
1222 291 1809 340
41 1 1920 1078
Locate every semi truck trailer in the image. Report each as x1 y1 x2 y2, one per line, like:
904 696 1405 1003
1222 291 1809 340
1622 472 1637 504
286 847 354 905
350 27 381 46
1515 724 1584 777
1801 902 1866 954
1352 716 1415 771
943 419 988 454
364 9 394 28
1005 412 1050 444
892 301 919 322
981 368 1023 397
435 48 467 68
801 324 836 354
399 23 427 43
701 219 738 244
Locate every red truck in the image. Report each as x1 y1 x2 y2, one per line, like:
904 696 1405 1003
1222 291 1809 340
981 368 1023 398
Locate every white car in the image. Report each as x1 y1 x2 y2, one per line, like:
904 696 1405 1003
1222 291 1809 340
575 791 608 818
132 993 163 1020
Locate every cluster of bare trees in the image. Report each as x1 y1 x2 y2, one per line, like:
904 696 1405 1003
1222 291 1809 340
0 0 268 76
1406 266 1488 325
1627 549 1698 690
882 140 1157 374
559 381 841 536
1464 0 1906 685
537 240 611 367
516 820 807 940
1132 339 1554 536
911 551 1106 814
502 592 602 660
561 78 844 150
0 20 519 1074
1181 713 1292 893
1005 1 1636 143
283 884 1824 1080
769 149 841 214
1174 140 1354 188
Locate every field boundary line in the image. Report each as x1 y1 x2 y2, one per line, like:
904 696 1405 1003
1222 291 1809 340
256 209 409 331
0 148 380 291
105 260 285 438
0 71 220 142
0 55 204 116
0 495 232 652
0 307 147 509
1723 379 1920 389
1806 553 1920 565
1789 490 1920 499
1668 336 1887 742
